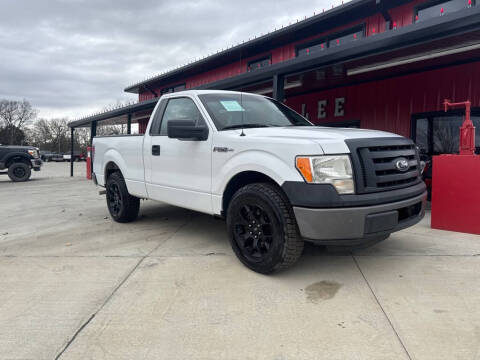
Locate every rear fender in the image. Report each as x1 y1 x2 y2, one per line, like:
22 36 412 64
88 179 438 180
100 149 128 186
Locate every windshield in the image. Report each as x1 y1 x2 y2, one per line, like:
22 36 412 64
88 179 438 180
198 93 312 131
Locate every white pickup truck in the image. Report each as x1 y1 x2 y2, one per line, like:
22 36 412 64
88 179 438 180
93 90 427 273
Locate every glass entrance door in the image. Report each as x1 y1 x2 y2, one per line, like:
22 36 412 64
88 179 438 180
412 110 480 156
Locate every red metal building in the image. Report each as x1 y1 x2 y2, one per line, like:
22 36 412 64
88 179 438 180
70 0 480 165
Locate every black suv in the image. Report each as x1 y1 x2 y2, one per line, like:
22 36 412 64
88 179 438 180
0 145 42 182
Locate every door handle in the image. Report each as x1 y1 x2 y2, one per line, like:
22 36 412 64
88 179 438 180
152 145 160 156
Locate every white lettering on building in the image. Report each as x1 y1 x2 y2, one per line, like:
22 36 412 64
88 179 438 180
334 97 345 117
317 100 327 119
317 97 345 118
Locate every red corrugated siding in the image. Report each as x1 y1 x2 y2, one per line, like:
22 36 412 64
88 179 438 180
389 0 425 26
139 119 148 134
285 61 480 137
139 0 428 101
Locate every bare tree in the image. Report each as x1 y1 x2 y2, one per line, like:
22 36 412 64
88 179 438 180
29 119 52 147
27 118 91 154
74 127 90 153
48 118 70 153
0 99 37 144
97 124 126 136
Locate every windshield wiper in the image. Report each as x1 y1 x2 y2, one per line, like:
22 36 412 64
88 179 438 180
221 124 272 131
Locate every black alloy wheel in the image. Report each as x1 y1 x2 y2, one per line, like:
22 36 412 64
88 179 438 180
107 182 123 217
105 172 140 223
227 183 304 274
232 203 276 263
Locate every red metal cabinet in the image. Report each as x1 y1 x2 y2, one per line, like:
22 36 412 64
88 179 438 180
431 154 480 234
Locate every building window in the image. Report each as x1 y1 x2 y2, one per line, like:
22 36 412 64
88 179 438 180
296 25 364 57
173 84 186 92
161 83 186 95
247 57 271 72
297 39 327 56
329 26 365 47
415 0 474 22
412 111 480 156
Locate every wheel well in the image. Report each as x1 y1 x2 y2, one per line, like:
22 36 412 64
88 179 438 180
6 156 30 168
105 162 121 180
222 171 278 216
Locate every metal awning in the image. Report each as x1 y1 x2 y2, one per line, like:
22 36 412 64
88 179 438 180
68 97 158 129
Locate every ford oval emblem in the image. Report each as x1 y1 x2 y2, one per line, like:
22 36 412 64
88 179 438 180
395 157 410 172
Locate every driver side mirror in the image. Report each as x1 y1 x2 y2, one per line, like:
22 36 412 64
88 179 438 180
167 120 209 141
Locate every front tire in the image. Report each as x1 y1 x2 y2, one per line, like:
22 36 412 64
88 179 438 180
106 172 140 223
8 162 31 182
226 183 304 274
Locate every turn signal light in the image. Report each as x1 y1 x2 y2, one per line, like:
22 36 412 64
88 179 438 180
296 157 313 183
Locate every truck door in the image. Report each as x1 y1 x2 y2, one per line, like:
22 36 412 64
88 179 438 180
144 96 213 214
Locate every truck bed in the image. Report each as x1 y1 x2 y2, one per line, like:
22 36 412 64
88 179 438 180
93 135 145 193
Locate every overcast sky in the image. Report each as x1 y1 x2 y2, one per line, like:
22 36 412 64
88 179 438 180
0 0 343 120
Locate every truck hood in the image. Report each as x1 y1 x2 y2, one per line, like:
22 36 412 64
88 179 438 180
231 126 402 154
0 145 37 150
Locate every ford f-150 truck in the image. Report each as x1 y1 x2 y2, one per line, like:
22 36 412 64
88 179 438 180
0 145 42 181
93 90 426 273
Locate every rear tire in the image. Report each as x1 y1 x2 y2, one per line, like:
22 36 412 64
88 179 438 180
226 183 304 274
106 172 140 223
8 162 31 182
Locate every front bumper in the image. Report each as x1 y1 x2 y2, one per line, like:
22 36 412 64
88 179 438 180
293 191 427 244
31 159 42 171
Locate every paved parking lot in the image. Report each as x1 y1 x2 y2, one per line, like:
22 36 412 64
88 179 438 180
1 162 480 360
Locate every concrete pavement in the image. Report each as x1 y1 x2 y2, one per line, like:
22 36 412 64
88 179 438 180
1 163 480 360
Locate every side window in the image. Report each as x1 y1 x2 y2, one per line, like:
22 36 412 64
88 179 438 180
149 100 167 136
160 97 205 135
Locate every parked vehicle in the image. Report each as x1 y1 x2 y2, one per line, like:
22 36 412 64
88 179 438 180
40 151 55 162
0 145 42 182
63 152 85 162
92 90 427 273
44 152 65 162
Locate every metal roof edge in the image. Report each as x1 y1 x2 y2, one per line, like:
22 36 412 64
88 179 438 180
68 97 159 128
197 7 480 90
123 0 375 93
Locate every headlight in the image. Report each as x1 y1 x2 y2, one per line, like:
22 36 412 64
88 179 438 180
296 155 354 194
27 149 39 158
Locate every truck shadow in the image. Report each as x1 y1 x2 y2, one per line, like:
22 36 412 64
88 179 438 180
136 201 334 257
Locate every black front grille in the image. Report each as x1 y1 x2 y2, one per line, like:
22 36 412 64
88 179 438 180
346 138 422 194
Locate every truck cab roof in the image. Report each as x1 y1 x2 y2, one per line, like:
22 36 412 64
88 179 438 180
159 89 266 99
